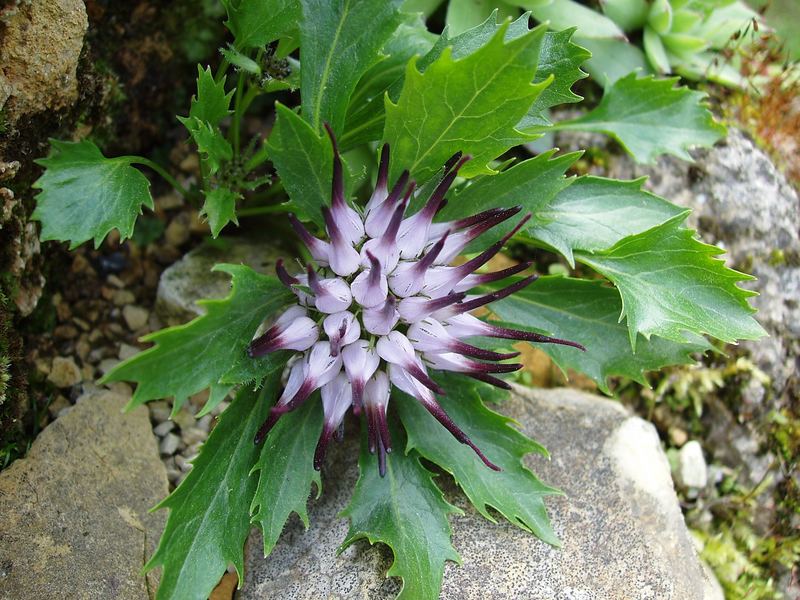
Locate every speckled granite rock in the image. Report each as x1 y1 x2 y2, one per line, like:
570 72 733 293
0 391 168 600
240 386 721 600
155 235 285 325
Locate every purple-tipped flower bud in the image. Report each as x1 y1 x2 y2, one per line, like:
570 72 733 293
424 352 522 375
307 266 353 314
323 207 361 276
365 170 409 238
248 316 319 357
288 214 330 265
362 295 399 336
408 318 519 361
377 331 445 395
323 311 360 356
315 372 353 470
364 371 392 476
365 145 390 214
350 251 387 308
397 292 465 323
342 340 380 415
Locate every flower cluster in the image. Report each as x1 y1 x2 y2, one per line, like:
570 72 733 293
250 127 584 475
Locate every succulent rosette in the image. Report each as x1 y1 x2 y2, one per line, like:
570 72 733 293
249 127 584 475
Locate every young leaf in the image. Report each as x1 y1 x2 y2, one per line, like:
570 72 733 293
549 73 726 163
384 20 548 182
267 103 332 229
576 37 650 87
299 0 403 134
145 383 274 600
488 276 711 393
179 117 233 175
221 0 299 49
32 139 153 249
201 186 240 237
251 397 323 557
341 426 461 600
520 28 591 128
575 215 766 349
395 374 561 545
186 65 234 126
526 176 684 265
102 264 293 413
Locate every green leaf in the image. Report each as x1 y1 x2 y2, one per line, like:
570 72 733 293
526 175 685 265
201 186 240 237
575 215 766 349
179 117 233 175
488 275 711 393
520 28 590 128
32 139 154 249
267 103 332 229
342 15 437 149
187 65 234 126
251 398 323 556
299 0 403 134
221 0 299 49
550 73 726 163
102 264 293 413
341 425 461 600
395 373 561 544
439 149 579 251
384 20 548 182
145 384 274 600
530 0 627 39
600 0 650 31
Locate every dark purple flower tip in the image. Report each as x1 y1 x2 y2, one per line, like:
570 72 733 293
366 404 392 477
376 144 390 190
323 123 345 208
442 151 463 174
254 411 282 445
288 213 329 262
275 258 299 287
404 362 447 396
313 424 335 471
449 341 521 361
466 372 513 390
449 275 539 316
421 397 500 471
417 230 451 271
484 324 586 351
457 261 532 290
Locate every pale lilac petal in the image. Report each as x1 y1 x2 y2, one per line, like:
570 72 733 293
323 311 361 356
248 316 319 357
362 295 399 336
307 267 353 314
341 340 380 414
350 251 388 308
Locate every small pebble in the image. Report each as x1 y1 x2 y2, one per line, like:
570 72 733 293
106 274 125 288
47 357 82 388
118 343 140 361
153 421 176 437
175 454 193 473
98 358 120 375
677 440 708 489
166 468 182 484
160 433 181 456
123 305 149 330
149 401 171 423
182 427 207 446
112 289 136 306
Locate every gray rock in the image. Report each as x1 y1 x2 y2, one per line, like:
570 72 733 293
47 356 82 388
155 235 286 325
159 432 181 456
677 440 709 489
0 390 168 599
240 386 721 600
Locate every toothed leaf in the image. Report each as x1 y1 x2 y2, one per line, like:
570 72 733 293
201 186 240 237
221 0 299 48
300 0 403 134
395 374 561 545
384 21 548 182
526 176 685 265
186 65 234 126
550 73 726 163
267 103 332 229
145 384 274 600
32 139 154 249
102 265 292 413
251 398 323 556
576 215 766 349
489 276 711 393
341 426 460 600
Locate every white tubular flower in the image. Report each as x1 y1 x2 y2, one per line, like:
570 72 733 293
249 130 584 475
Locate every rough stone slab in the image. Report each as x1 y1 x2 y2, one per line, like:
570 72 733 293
241 386 721 600
0 391 168 600
155 235 286 325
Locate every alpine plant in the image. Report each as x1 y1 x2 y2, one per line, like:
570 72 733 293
250 126 585 476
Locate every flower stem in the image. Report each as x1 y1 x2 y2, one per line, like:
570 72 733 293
126 157 192 200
